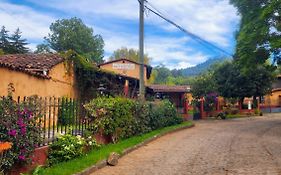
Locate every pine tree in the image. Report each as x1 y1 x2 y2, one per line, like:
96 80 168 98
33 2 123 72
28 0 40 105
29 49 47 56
10 28 29 54
0 26 11 54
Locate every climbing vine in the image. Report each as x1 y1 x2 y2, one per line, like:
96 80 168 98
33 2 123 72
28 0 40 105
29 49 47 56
60 50 125 100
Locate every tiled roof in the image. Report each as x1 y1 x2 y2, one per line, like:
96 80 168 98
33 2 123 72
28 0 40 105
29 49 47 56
147 84 191 93
0 54 64 79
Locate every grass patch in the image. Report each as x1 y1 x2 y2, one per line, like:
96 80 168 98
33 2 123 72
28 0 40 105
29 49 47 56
40 121 193 175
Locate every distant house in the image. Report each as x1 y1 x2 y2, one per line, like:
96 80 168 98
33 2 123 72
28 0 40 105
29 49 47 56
98 58 152 97
147 85 191 114
99 58 152 83
261 75 281 112
0 54 76 98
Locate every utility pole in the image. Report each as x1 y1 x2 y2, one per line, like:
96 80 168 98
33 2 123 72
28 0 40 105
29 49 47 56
139 0 145 100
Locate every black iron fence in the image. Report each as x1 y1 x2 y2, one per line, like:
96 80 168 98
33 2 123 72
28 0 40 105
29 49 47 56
15 96 93 146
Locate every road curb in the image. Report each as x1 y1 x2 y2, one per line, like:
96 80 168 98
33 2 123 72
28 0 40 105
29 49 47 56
75 123 195 175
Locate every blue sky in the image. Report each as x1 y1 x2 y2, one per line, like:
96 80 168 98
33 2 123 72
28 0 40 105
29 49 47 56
0 0 240 69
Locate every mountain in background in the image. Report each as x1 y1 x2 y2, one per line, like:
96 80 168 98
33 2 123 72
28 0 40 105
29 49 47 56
176 57 231 77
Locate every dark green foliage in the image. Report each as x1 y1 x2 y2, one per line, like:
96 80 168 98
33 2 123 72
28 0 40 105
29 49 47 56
192 60 275 102
153 64 172 84
230 0 280 66
0 26 29 54
34 43 52 54
229 0 279 98
213 61 253 99
148 100 183 130
191 71 217 100
58 98 76 125
9 28 29 54
60 50 124 101
84 97 183 143
131 101 152 134
84 97 135 143
0 26 11 54
45 17 104 63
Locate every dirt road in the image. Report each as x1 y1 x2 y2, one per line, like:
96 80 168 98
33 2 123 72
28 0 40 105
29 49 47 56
93 114 281 175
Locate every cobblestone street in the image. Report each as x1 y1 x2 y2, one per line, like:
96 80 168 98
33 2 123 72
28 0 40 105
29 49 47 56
93 114 281 175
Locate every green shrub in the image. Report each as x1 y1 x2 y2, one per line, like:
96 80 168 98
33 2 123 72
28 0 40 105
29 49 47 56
148 100 183 130
131 101 152 135
48 134 99 165
48 134 85 165
85 97 183 143
84 97 135 143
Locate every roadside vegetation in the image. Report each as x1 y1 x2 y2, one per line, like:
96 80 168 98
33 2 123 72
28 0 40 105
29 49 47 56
40 121 193 175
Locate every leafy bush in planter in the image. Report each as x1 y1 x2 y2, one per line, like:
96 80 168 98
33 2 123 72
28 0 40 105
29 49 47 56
48 134 99 165
148 100 183 130
84 97 135 143
85 97 183 143
131 101 152 135
0 96 42 172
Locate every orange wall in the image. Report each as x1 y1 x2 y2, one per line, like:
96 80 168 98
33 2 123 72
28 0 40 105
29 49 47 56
0 62 77 98
100 60 148 84
263 90 281 106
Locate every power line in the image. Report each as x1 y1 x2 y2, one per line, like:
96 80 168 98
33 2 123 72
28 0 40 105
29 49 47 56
139 0 233 57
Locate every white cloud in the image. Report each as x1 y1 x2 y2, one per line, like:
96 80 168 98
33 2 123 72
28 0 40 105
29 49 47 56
148 0 240 47
0 1 54 41
98 27 208 69
1 0 239 68
26 0 239 47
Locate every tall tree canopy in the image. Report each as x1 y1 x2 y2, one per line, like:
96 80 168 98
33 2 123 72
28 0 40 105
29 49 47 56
45 17 104 63
0 26 10 53
0 26 29 54
9 28 29 54
229 0 278 98
230 0 281 65
109 47 151 64
152 65 172 84
191 71 217 100
34 43 52 54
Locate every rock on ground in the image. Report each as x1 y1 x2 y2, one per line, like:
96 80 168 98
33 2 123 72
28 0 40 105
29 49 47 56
107 152 120 166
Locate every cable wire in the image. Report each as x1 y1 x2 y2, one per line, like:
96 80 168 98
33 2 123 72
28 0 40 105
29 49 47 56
138 0 233 57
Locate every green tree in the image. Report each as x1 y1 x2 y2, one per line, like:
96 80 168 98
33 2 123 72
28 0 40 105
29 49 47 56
190 71 217 100
230 0 280 65
34 43 52 54
0 26 11 53
9 28 29 54
213 61 254 100
230 0 277 99
109 47 151 64
153 65 172 84
45 17 104 63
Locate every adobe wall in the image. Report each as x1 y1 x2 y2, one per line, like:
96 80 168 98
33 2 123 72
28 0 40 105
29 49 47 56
0 62 77 98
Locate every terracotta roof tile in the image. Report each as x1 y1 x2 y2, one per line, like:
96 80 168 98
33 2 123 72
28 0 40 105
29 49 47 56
0 54 64 79
147 85 191 93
